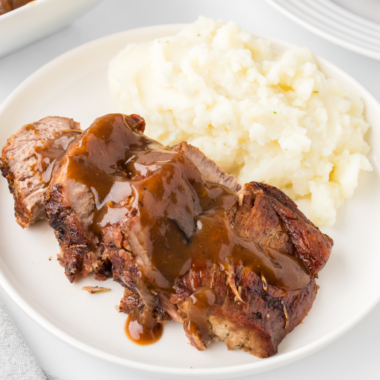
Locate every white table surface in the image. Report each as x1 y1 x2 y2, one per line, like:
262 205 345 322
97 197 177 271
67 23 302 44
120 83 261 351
1 1 380 379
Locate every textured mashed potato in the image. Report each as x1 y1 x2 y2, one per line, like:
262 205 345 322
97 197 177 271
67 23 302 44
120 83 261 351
109 17 372 226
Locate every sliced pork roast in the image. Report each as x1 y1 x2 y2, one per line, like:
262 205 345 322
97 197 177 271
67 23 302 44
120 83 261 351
172 141 242 193
0 117 81 228
172 182 332 356
234 182 333 277
44 116 241 283
43 113 333 358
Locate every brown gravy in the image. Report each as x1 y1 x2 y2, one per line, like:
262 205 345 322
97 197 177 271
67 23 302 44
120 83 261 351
62 114 310 345
29 125 81 185
124 309 163 346
182 286 217 345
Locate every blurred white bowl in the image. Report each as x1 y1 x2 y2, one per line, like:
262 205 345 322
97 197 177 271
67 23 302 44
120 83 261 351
0 0 102 58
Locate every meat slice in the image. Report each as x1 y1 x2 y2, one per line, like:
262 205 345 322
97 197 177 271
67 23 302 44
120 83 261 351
42 113 333 358
44 116 242 283
44 114 152 282
107 177 320 357
172 142 241 192
172 268 317 357
233 182 333 276
0 117 81 228
171 181 333 356
44 181 104 282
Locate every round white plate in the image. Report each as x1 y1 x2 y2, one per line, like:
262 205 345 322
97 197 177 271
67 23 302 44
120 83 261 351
0 25 379 379
266 0 380 61
0 0 102 58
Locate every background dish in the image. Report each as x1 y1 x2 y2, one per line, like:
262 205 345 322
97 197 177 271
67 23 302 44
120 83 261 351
0 24 379 379
0 0 102 58
266 0 380 61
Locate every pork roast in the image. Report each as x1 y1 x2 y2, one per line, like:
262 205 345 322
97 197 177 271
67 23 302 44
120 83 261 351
42 113 333 358
0 113 333 358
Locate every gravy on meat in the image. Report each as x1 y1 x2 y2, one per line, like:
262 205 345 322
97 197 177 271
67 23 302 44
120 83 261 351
27 124 82 185
60 114 311 346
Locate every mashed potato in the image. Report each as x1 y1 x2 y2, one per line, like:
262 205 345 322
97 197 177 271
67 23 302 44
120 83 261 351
109 17 372 226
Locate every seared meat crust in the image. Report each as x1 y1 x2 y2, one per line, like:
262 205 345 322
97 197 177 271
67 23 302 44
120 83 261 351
103 224 173 322
234 182 333 276
172 266 317 357
45 183 111 282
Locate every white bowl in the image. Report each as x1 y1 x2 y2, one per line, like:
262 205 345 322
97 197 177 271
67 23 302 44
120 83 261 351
0 0 102 58
0 25 379 379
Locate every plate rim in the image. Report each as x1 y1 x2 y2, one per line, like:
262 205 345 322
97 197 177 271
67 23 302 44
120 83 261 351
266 0 380 61
0 24 380 378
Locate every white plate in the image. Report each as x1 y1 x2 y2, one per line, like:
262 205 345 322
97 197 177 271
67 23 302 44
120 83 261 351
0 24 379 379
0 0 102 58
266 0 380 61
